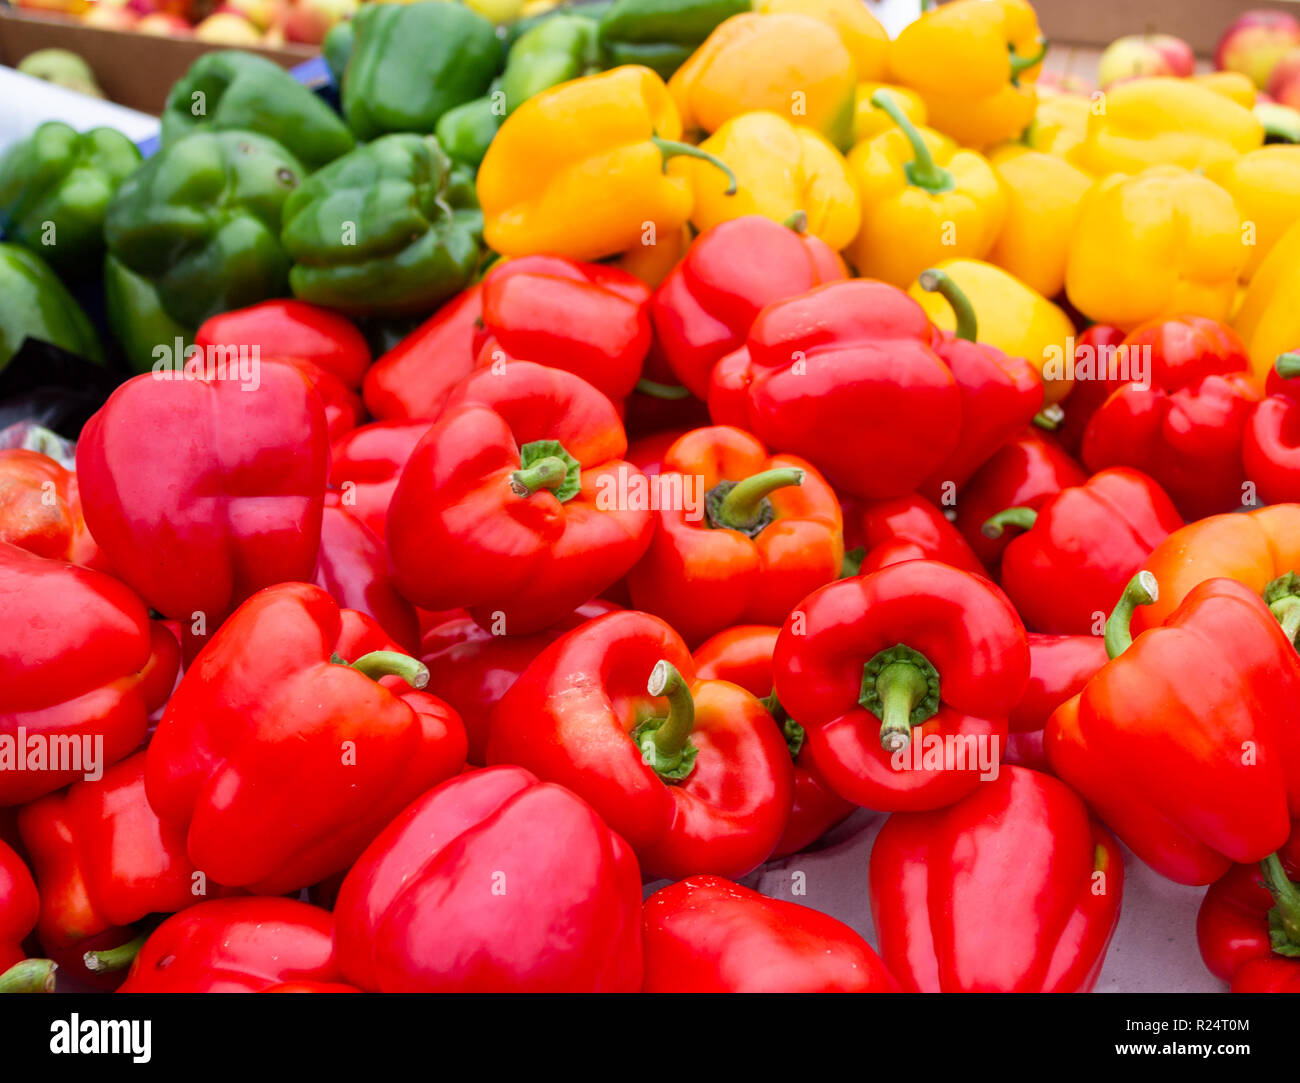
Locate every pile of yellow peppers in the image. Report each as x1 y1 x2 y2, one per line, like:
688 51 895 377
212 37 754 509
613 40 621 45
475 0 1300 397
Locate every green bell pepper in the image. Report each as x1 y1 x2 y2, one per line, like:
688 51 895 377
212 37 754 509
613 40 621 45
502 14 603 111
161 50 355 172
503 1 611 49
103 254 191 375
342 2 503 142
281 133 480 318
0 121 140 276
436 78 506 168
597 0 753 79
105 130 304 328
0 243 104 371
323 20 354 90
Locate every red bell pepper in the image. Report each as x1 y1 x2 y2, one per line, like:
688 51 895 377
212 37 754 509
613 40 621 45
315 501 419 653
0 543 178 805
0 448 104 569
487 611 795 879
954 428 1088 568
621 343 712 440
869 765 1123 992
842 493 985 578
333 765 643 993
707 280 963 500
625 425 844 646
328 419 430 541
421 600 620 765
772 559 1029 811
1048 572 1300 885
75 366 329 657
692 625 855 858
1243 352 1300 505
1082 316 1261 520
473 255 652 403
361 285 482 421
145 582 467 894
1197 827 1300 990
914 269 1044 498
642 875 898 993
1004 632 1109 773
651 214 846 400
1054 323 1127 455
387 361 654 634
116 897 344 993
194 299 371 440
0 837 49 992
16 751 215 990
982 467 1184 635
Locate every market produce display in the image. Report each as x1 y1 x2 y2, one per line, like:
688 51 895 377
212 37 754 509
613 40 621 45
6 0 1300 1003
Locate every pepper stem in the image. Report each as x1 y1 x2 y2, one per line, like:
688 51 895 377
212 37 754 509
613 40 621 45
714 468 804 531
919 268 978 342
1263 571 1300 649
331 650 429 690
982 506 1038 539
0 959 57 993
1104 571 1158 659
510 456 568 496
633 661 699 782
651 137 738 195
1276 353 1300 381
859 644 941 752
783 210 808 233
1033 404 1065 430
870 89 954 194
635 377 692 400
1009 38 1048 83
83 932 148 974
1261 853 1300 953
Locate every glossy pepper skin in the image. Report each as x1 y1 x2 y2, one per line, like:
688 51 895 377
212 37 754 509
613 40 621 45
842 493 985 578
195 299 371 441
1048 573 1300 885
117 898 344 994
341 1 502 141
0 446 103 568
0 243 103 371
1082 317 1260 520
870 766 1123 992
0 838 39 978
161 50 355 171
281 134 481 318
0 542 178 806
1053 323 1127 456
421 600 619 765
0 120 140 274
503 14 603 110
598 0 749 80
16 752 212 989
361 285 482 422
643 875 898 992
1009 633 1109 737
651 215 846 401
1236 219 1300 377
1244 353 1300 503
692 625 855 858
76 366 329 649
334 765 643 993
104 130 303 328
1197 830 1300 990
773 560 1029 812
709 279 963 500
328 420 429 542
488 611 795 879
145 583 467 894
475 255 652 403
625 425 844 646
1208 146 1300 282
984 467 1183 635
887 0 1045 150
387 361 654 634
102 254 190 375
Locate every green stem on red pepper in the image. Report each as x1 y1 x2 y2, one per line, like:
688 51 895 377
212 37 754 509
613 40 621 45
1261 853 1300 957
1104 570 1159 659
1033 404 1065 430
783 210 808 233
635 377 692 400
982 506 1038 539
1276 353 1300 381
651 137 738 195
0 958 57 993
859 644 941 752
919 268 978 342
510 438 581 502
707 467 804 536
83 932 148 974
331 650 430 690
1264 571 1300 648
760 689 805 760
870 89 954 194
634 660 699 782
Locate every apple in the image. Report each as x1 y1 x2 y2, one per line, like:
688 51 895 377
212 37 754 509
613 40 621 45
279 0 358 46
1097 34 1195 89
1037 71 1094 96
1270 48 1300 110
135 10 192 33
1215 9 1300 89
81 2 140 28
193 9 262 42
16 47 105 97
223 0 282 30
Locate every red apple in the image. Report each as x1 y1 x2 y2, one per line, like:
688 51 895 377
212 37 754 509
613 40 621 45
193 9 262 41
1216 9 1300 89
222 0 282 30
279 0 358 46
135 10 192 33
81 2 140 28
1269 48 1300 110
1097 33 1195 88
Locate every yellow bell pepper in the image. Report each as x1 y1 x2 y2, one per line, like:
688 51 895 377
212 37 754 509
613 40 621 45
756 0 888 82
477 66 736 261
1065 165 1245 331
1234 218 1300 378
1024 89 1094 159
615 224 692 289
986 144 1094 299
844 90 1004 289
1191 70 1258 109
668 111 862 251
887 0 1045 150
1208 146 1300 281
1075 78 1264 176
853 82 926 143
907 258 1076 405
668 13 857 150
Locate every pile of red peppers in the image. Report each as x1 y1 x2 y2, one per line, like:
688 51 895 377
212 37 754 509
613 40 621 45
6 214 1300 998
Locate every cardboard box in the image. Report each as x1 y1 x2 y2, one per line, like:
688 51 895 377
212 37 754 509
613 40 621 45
0 9 314 114
1032 0 1300 55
